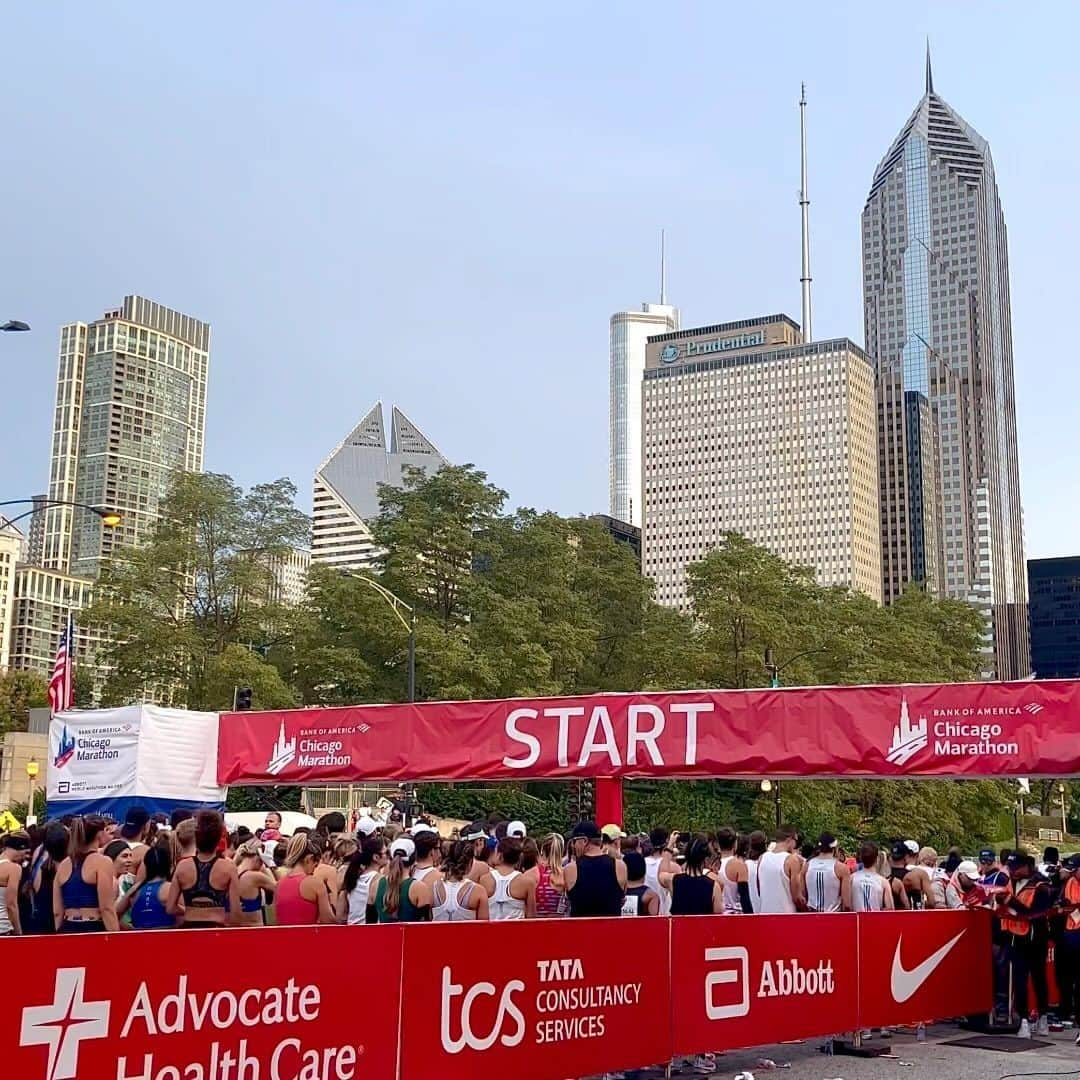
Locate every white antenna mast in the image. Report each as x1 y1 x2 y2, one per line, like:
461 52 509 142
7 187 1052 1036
660 228 667 305
799 82 813 342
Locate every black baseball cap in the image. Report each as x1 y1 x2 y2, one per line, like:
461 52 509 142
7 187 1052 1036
120 807 150 839
978 848 996 864
570 820 602 841
817 832 838 851
890 841 909 861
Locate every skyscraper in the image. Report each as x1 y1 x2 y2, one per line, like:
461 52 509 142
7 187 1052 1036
41 295 210 578
861 54 1029 679
642 315 881 609
311 403 446 571
610 302 679 527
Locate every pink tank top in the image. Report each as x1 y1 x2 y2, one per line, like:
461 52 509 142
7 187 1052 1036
275 873 318 925
535 864 563 917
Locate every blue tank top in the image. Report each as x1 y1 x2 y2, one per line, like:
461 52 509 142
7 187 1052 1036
130 881 174 930
60 857 101 910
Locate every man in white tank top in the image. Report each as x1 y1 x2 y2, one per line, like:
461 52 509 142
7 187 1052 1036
757 827 804 914
849 841 895 912
802 831 850 913
716 827 754 914
644 827 679 916
745 831 768 913
486 838 536 920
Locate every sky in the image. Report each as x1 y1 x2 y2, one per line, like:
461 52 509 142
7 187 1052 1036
0 3 1075 558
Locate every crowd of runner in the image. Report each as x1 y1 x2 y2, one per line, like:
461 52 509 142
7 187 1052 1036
3 808 1079 1052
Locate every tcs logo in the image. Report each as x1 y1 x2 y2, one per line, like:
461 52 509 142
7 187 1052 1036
440 966 526 1054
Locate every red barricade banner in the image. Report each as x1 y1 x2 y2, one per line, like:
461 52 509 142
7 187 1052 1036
217 679 1080 784
398 918 671 1080
671 914 859 1055
10 925 404 1080
856 909 993 1028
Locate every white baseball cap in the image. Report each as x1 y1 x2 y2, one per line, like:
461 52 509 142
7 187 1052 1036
389 837 416 859
356 816 379 837
410 822 438 837
903 840 920 855
506 820 527 839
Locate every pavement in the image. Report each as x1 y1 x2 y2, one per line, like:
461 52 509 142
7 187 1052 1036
590 1023 1080 1078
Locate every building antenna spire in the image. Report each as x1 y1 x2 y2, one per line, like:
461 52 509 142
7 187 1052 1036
659 228 667 305
799 82 813 343
925 37 934 94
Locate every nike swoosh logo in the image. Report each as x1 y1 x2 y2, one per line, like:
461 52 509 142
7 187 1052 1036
890 930 965 1003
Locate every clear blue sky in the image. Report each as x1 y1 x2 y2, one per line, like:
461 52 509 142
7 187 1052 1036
1 3 1074 558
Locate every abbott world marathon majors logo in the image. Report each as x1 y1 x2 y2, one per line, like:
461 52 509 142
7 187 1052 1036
885 694 1032 768
21 967 360 1080
440 958 642 1053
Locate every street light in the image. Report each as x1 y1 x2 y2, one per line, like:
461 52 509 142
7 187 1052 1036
760 778 781 829
0 498 122 532
1 320 30 332
1060 783 1068 837
25 758 39 826
338 570 417 702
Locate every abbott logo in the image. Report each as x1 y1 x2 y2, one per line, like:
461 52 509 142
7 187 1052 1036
704 947 749 1020
440 966 526 1054
21 968 110 1080
886 697 928 767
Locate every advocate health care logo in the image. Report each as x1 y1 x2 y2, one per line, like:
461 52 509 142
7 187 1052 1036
21 966 361 1080
885 693 1042 767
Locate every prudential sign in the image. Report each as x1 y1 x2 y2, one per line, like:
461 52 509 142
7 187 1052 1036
659 330 765 364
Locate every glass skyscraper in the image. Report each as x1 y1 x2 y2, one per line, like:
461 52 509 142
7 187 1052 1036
862 58 1029 678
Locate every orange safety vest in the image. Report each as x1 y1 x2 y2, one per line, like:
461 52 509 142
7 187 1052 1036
1065 877 1080 932
999 878 1045 937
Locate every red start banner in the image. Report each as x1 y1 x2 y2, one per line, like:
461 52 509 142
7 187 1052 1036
11 913 990 1080
672 914 860 1054
401 917 671 1079
218 679 1080 784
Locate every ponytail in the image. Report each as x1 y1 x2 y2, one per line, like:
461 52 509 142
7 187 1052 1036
384 852 411 917
68 815 107 858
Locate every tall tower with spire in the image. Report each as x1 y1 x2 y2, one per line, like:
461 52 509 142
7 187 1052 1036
861 50 1029 679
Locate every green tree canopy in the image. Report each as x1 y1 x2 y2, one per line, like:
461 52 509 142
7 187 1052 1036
0 670 48 734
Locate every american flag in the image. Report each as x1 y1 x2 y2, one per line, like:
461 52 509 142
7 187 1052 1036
48 613 75 714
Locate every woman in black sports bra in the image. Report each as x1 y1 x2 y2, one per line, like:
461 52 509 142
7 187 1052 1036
166 810 240 928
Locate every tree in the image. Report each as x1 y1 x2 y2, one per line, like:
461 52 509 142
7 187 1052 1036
0 670 48 734
86 472 309 709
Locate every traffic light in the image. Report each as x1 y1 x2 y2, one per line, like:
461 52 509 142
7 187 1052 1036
234 687 253 711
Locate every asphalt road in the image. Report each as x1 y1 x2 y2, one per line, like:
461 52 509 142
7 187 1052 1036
592 1023 1080 1079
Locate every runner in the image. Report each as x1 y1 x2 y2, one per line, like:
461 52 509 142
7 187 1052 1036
533 833 566 918
120 807 152 877
461 822 492 885
103 839 136 901
564 821 626 917
917 846 950 907
54 815 119 932
601 823 626 862
901 842 938 908
757 826 803 914
888 842 912 910
849 842 895 912
506 820 528 840
803 832 850 913
432 841 489 921
716 827 753 914
232 838 277 925
373 837 433 923
166 810 240 928
644 827 679 916
621 851 659 916
275 834 336 925
119 839 177 930
745 830 768 913
23 822 68 934
486 838 536 920
0 832 31 935
664 835 723 916
339 836 387 925
411 831 443 886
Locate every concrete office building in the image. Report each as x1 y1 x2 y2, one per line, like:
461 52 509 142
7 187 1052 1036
267 546 311 607
1028 557 1080 679
862 55 1028 678
592 514 642 562
42 295 210 579
311 403 446 571
25 495 47 566
0 525 21 671
642 315 881 610
610 302 679 526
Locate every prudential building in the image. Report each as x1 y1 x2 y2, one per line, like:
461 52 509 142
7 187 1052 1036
862 55 1029 679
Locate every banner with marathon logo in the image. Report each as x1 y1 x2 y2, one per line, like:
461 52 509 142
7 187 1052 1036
217 679 1080 784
